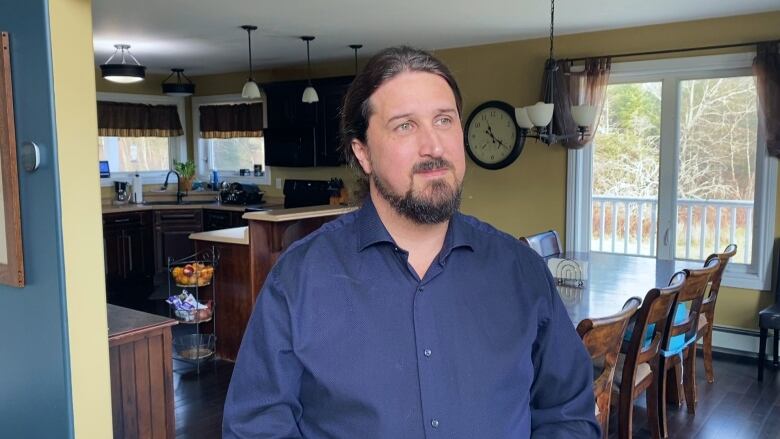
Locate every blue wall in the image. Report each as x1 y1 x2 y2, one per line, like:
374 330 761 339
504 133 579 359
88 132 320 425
0 0 73 437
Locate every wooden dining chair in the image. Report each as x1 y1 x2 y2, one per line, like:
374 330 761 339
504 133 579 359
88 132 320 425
577 297 640 439
519 230 562 258
657 259 719 438
696 244 737 383
615 275 685 439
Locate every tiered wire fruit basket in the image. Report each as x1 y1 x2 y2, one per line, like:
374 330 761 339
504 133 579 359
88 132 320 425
166 246 219 374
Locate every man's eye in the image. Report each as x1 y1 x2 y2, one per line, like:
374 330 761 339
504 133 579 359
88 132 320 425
436 117 453 126
397 122 412 131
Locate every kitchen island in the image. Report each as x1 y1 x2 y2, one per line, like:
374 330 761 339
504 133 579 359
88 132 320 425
190 204 356 361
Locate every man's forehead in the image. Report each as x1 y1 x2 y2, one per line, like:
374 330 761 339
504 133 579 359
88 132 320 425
368 71 457 119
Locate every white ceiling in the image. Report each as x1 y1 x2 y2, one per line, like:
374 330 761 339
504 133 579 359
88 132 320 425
92 0 779 76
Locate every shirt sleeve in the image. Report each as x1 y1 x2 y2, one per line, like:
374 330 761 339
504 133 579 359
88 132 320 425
223 270 304 439
530 265 601 439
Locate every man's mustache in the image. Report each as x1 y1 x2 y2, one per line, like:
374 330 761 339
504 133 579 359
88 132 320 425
413 158 453 173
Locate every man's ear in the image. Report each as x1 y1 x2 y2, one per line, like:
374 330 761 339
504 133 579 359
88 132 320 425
351 139 372 175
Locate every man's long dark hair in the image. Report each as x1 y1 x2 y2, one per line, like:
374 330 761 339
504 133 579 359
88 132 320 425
340 46 463 198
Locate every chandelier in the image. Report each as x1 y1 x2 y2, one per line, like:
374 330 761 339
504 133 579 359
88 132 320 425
514 0 596 145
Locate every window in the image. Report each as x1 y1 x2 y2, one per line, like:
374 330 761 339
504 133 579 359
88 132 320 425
567 53 776 290
96 93 187 184
98 136 173 173
192 95 269 185
203 137 265 172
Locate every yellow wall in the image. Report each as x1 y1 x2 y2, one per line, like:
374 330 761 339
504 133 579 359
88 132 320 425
50 0 113 436
94 11 780 330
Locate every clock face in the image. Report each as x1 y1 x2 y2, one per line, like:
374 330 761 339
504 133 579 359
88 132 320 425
464 101 524 170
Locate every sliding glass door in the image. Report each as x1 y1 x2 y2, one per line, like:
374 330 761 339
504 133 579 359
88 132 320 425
569 53 775 289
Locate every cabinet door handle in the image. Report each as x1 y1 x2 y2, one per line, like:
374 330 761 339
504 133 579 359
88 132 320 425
113 218 130 224
126 235 133 271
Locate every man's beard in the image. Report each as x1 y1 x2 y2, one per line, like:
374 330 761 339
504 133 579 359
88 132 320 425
372 158 462 224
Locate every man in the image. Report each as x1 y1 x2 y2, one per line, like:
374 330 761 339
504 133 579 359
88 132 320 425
223 46 599 438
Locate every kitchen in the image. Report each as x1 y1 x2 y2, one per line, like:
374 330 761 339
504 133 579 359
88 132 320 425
1 0 779 438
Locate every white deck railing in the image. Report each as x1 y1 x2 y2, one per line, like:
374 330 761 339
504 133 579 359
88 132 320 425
591 196 751 263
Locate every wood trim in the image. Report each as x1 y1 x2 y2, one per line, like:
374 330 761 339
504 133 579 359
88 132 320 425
0 32 24 287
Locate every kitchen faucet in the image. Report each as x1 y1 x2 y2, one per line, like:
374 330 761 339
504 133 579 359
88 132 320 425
161 170 184 203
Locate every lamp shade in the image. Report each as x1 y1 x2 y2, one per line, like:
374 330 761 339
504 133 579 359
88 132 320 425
571 104 596 128
100 63 146 83
527 101 554 127
161 68 195 96
162 83 195 96
514 107 534 129
302 85 319 103
242 80 262 99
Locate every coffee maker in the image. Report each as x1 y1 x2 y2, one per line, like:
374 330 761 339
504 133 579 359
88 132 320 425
114 181 129 204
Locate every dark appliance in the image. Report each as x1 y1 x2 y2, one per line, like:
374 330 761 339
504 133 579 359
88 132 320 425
283 179 330 208
220 182 264 205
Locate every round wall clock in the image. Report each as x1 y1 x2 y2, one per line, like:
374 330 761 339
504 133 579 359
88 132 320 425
464 100 524 170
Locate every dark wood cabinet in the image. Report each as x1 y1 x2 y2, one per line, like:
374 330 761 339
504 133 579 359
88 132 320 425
108 305 176 439
103 212 154 305
203 209 247 231
153 210 203 272
264 76 352 167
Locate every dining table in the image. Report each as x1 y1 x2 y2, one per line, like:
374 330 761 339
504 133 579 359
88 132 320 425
551 252 700 325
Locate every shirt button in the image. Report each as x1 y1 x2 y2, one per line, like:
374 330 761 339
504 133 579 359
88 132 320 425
418 286 424 293
431 419 439 428
424 348 432 357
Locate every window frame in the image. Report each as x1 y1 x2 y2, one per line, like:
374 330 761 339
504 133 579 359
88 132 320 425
97 92 187 186
191 94 270 186
566 52 777 290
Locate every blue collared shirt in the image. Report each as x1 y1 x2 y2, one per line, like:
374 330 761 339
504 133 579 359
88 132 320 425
224 200 599 438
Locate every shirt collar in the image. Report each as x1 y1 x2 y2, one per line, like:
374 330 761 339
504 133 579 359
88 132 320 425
356 197 475 257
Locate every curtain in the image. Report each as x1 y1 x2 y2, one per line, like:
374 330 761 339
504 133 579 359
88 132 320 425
199 103 263 139
754 42 780 157
97 101 183 137
539 57 611 149
564 57 611 148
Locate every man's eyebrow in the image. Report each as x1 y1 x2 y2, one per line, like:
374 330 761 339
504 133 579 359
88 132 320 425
385 108 458 126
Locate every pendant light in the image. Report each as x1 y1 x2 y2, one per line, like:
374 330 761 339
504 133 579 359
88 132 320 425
241 25 263 99
349 44 362 74
161 68 195 96
301 36 319 103
100 44 146 83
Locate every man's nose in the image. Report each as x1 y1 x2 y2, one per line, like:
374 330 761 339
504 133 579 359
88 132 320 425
418 124 444 158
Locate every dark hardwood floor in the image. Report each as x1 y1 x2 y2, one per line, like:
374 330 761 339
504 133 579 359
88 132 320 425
172 352 780 438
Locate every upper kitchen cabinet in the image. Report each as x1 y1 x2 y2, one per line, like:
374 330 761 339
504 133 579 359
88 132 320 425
264 76 352 167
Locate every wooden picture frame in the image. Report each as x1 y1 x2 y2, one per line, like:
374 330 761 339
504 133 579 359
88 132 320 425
0 32 24 287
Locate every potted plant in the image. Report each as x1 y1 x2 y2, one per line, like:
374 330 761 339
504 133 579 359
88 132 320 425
174 159 196 192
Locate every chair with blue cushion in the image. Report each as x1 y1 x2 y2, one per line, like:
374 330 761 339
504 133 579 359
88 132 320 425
657 259 719 438
577 297 640 439
758 239 780 382
615 275 684 439
519 230 562 258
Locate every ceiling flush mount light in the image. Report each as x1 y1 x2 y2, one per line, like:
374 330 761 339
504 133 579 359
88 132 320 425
100 44 146 83
349 44 363 75
301 36 318 103
514 0 596 145
161 68 195 96
241 25 263 99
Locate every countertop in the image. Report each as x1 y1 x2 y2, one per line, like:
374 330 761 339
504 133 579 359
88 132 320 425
107 304 176 339
102 197 284 214
189 226 249 245
242 204 358 222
